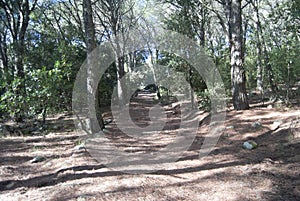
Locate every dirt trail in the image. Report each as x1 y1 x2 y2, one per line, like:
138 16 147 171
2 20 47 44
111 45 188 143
0 93 300 200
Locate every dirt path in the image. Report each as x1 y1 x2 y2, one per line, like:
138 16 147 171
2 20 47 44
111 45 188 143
0 93 300 200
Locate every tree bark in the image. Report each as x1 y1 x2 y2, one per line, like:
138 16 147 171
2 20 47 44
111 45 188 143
115 56 125 108
0 29 11 86
253 0 264 92
228 0 250 110
112 15 126 109
250 0 278 95
263 46 278 94
83 0 105 132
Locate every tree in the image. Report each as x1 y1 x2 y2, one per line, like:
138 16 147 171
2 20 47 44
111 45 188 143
94 0 137 108
250 0 264 92
226 0 249 110
0 0 38 121
83 0 105 132
265 0 299 99
254 0 278 95
0 9 10 89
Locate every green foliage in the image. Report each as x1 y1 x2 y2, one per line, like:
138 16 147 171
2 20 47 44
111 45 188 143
0 78 26 118
98 64 118 107
196 90 211 111
269 45 299 85
27 66 59 116
158 52 207 92
1 0 299 122
196 84 227 112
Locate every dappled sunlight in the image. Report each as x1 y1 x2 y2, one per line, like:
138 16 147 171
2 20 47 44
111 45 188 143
1 90 300 200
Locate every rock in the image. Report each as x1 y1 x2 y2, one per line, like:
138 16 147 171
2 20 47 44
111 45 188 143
77 196 87 201
270 120 283 130
52 125 60 130
267 105 273 109
262 158 278 164
251 121 262 128
73 144 86 151
243 140 258 150
226 125 234 129
32 131 41 135
243 141 252 149
72 144 86 156
30 156 46 163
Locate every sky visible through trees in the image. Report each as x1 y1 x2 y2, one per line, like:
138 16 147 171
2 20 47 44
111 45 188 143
0 0 299 121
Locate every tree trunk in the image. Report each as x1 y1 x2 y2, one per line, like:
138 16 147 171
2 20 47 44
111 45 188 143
83 0 104 132
0 29 12 87
199 4 207 47
251 0 278 95
111 16 125 108
262 42 278 95
14 41 27 122
189 66 195 109
115 56 125 108
256 38 263 92
228 0 249 110
253 0 263 92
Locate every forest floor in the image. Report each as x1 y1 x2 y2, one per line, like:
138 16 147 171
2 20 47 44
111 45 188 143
0 91 300 201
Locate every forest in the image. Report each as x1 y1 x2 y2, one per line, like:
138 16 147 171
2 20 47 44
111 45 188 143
0 0 299 200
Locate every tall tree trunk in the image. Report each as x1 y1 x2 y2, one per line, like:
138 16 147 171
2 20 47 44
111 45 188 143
255 35 263 92
188 66 195 109
115 55 125 108
253 0 263 92
261 39 278 95
14 41 27 122
228 0 249 110
199 4 207 47
0 30 12 87
14 7 27 121
263 46 278 94
110 6 125 109
112 34 125 108
83 0 104 132
251 0 278 95
259 31 278 95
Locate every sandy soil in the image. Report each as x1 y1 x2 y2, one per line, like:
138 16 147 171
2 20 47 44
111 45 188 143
0 93 299 201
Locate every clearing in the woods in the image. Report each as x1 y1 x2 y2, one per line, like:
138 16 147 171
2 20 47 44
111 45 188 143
0 92 299 201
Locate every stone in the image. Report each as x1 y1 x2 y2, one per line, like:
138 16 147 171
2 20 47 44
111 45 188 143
52 125 60 130
243 140 258 150
226 125 234 129
73 144 86 151
251 121 262 128
270 120 283 130
30 156 46 163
